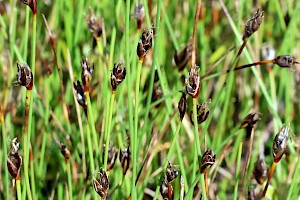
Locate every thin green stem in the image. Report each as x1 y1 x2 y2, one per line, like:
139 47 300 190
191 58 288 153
86 92 99 158
132 60 143 198
287 154 300 199
1 107 9 200
103 93 115 170
24 89 32 200
16 179 22 200
233 141 243 200
66 162 73 200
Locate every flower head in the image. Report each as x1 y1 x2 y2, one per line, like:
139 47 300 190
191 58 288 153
178 91 187 121
160 179 174 200
253 156 268 185
275 55 300 69
13 63 33 90
111 61 126 92
165 162 179 183
200 149 216 173
81 57 94 92
103 146 118 171
7 138 22 180
190 100 210 125
59 143 71 162
119 147 130 175
243 9 264 40
185 65 200 98
132 3 145 30
137 28 153 61
93 168 109 199
273 124 290 163
86 8 104 39
174 43 192 72
20 0 37 14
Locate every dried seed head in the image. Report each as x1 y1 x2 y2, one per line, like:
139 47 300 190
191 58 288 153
132 3 145 30
7 138 22 180
73 81 87 109
19 0 37 14
200 149 216 173
93 168 109 199
111 61 126 92
151 83 163 108
178 91 187 121
81 57 94 92
274 55 300 68
190 101 210 125
243 9 264 40
13 63 33 90
273 124 290 163
103 146 118 171
160 179 174 200
240 113 260 129
59 143 71 162
165 162 179 183
185 65 200 98
119 148 130 175
253 156 268 185
174 43 192 72
137 28 153 61
86 8 104 39
247 184 257 200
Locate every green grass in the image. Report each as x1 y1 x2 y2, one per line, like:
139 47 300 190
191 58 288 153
1 0 300 199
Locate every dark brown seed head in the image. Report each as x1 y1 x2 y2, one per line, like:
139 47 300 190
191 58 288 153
119 148 130 175
274 55 300 68
247 184 257 200
165 162 179 183
253 156 268 185
190 101 210 125
160 180 174 200
19 0 37 14
137 28 153 61
111 61 126 92
243 9 264 40
178 91 187 121
59 143 71 162
93 168 109 199
273 124 290 163
73 81 87 109
240 112 260 129
151 83 163 108
81 57 94 92
7 138 22 180
185 64 200 98
132 3 145 30
174 43 192 72
86 8 104 39
103 146 118 171
13 63 33 90
200 149 216 173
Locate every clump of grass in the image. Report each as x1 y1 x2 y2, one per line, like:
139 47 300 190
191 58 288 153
1 0 300 199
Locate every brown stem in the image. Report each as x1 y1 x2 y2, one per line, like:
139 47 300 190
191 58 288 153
236 39 248 58
262 161 277 197
239 127 255 198
226 59 275 73
204 172 209 196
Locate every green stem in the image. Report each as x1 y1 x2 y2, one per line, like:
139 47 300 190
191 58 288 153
24 89 32 200
16 179 22 200
132 60 143 198
67 162 73 200
103 93 115 170
233 141 243 200
1 107 9 200
287 154 300 199
86 92 99 159
86 124 95 174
